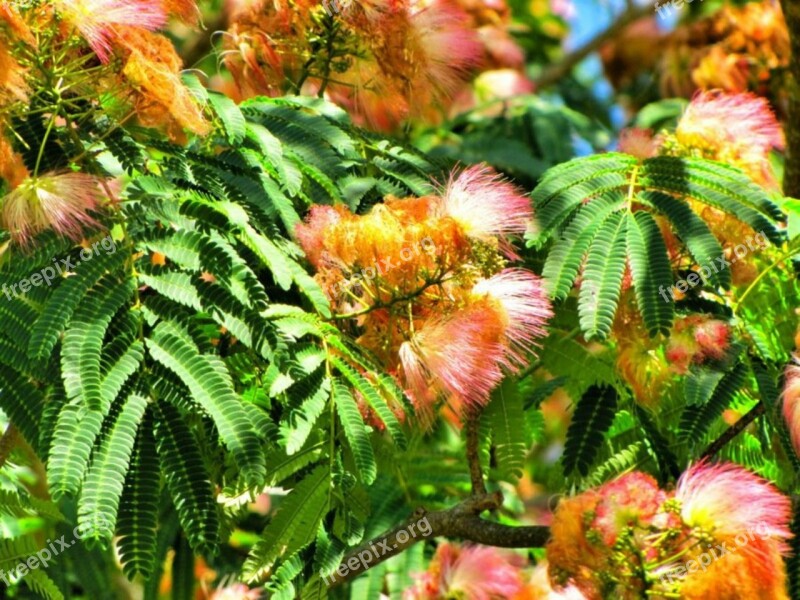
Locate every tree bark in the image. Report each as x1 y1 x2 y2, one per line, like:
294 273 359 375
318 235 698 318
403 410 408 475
699 401 765 461
326 492 550 587
780 0 800 198
465 417 487 495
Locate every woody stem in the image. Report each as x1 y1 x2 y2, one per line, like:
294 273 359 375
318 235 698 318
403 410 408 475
465 415 487 496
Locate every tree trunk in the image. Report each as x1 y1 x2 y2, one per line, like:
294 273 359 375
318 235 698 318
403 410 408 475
781 0 800 198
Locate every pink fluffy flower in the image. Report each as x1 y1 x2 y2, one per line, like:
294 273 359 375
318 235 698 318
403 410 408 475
593 472 666 547
675 461 792 551
294 205 342 269
782 355 800 458
617 127 660 160
209 582 262 600
405 543 525 600
407 0 483 106
678 91 785 154
675 91 785 186
440 164 533 246
399 303 508 418
478 26 525 69
55 0 167 63
693 319 730 360
472 268 552 367
1 172 104 245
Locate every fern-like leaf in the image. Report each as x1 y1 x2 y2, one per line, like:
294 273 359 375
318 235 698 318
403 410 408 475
330 355 407 450
679 361 749 441
486 380 526 481
578 212 627 340
117 417 161 580
207 91 246 144
62 277 135 409
0 365 44 451
641 157 784 244
626 211 673 336
333 379 377 485
78 392 149 543
563 385 618 476
243 465 331 582
588 442 646 486
280 369 330 454
542 193 623 299
21 568 64 600
638 190 728 288
532 152 785 337
47 389 117 500
147 323 266 484
152 402 220 556
28 249 126 360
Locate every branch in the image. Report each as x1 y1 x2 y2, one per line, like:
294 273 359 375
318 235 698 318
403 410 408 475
534 3 653 88
465 416 487 495
0 423 16 470
15 431 50 500
699 401 765 461
326 492 550 587
780 0 800 198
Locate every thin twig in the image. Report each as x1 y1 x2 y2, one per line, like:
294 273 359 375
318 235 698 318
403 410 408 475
534 2 652 88
330 276 451 320
699 401 766 461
